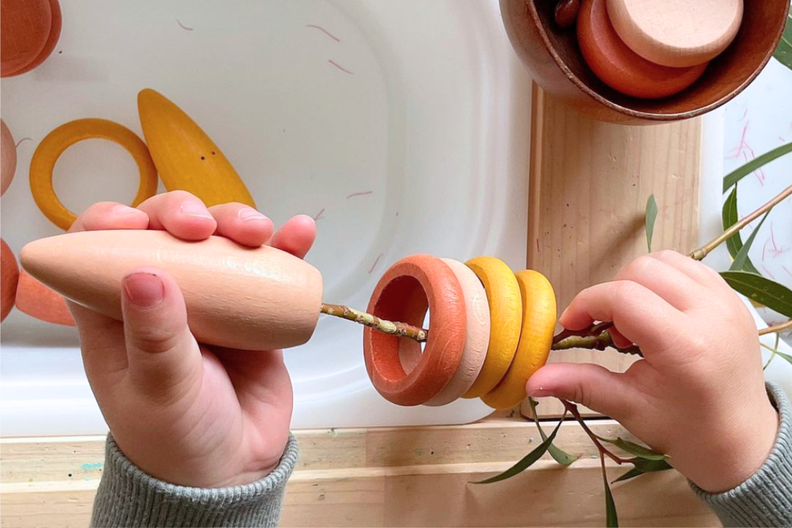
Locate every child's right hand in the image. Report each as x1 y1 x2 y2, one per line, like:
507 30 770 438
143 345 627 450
526 250 779 493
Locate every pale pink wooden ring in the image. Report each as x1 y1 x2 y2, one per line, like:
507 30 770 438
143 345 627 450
424 259 490 406
364 255 467 406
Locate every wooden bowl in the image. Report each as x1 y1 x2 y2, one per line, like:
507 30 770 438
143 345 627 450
500 0 789 124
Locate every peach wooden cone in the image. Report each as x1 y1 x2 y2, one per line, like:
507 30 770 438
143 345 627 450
20 230 323 350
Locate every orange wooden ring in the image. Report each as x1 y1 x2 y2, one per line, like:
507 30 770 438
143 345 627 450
577 0 707 99
11 0 61 76
1 239 19 322
0 0 51 77
29 119 159 230
364 255 467 406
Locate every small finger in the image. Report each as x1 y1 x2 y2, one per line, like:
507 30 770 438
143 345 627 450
651 250 728 290
270 215 316 259
136 191 217 241
614 255 703 311
208 203 275 247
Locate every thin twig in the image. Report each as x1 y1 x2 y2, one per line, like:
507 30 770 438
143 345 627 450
320 303 427 342
759 319 792 336
689 182 792 261
561 400 628 464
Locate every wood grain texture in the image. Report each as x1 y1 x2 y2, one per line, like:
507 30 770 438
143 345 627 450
0 420 718 527
523 87 701 417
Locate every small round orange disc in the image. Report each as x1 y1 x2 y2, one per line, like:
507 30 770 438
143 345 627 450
577 0 707 99
1 119 17 196
1 239 19 322
11 0 62 76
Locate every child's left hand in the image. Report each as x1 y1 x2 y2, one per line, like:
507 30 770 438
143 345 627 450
67 191 316 487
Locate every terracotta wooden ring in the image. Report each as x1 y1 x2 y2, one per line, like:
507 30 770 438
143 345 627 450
1 239 19 322
1 119 17 196
482 270 557 410
11 0 61 76
577 0 707 99
0 0 51 77
29 119 159 230
364 255 467 406
424 259 491 407
462 257 523 398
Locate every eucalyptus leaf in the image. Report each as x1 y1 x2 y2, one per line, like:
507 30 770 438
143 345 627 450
723 142 792 192
612 467 643 484
774 8 792 71
631 457 673 473
721 271 792 318
601 459 619 527
645 194 658 252
721 187 759 274
470 418 564 484
528 398 578 466
598 437 667 461
730 212 769 271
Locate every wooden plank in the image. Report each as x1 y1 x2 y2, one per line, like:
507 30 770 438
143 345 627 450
0 421 718 527
525 87 701 417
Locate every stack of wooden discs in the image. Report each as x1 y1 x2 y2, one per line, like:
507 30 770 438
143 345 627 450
559 0 743 99
363 255 557 411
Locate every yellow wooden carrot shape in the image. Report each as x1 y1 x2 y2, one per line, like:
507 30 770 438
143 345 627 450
137 88 256 208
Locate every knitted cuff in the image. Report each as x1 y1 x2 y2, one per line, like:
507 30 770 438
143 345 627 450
692 383 792 527
91 434 298 527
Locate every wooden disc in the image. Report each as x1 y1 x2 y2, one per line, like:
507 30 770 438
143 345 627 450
0 0 52 77
1 239 19 322
15 269 75 326
606 0 743 67
11 0 61 76
424 259 490 407
1 119 17 196
578 0 708 99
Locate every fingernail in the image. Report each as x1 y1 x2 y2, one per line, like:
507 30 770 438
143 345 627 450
238 207 269 222
180 201 213 220
123 273 164 308
113 205 143 216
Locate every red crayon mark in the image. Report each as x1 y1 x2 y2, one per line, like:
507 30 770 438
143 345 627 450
176 19 193 31
306 24 340 43
780 136 786 143
764 224 790 259
313 208 325 221
369 253 383 274
740 108 747 121
761 265 777 280
346 190 372 199
15 137 32 148
783 265 792 279
329 60 354 75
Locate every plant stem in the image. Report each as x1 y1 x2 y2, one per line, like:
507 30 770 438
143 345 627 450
320 303 428 342
759 319 792 336
560 399 627 464
551 331 643 356
689 182 792 261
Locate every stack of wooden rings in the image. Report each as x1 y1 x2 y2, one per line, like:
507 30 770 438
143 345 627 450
363 255 557 411
559 0 743 99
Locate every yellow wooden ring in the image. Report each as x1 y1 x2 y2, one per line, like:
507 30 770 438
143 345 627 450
481 270 557 410
29 118 158 230
462 256 523 398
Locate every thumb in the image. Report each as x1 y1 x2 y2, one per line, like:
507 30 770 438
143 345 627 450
121 268 202 398
526 363 638 421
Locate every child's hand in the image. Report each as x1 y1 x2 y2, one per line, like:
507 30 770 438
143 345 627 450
68 191 316 488
526 251 779 493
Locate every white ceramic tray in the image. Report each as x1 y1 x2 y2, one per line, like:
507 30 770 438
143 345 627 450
0 0 533 435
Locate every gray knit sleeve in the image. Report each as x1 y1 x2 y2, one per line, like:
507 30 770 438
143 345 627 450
692 383 792 527
91 434 298 527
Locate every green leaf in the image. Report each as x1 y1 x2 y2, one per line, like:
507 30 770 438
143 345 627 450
528 398 578 466
721 271 792 318
774 7 792 71
598 437 667 461
721 187 759 274
723 142 792 192
645 194 658 252
730 212 770 271
612 458 673 483
602 459 619 527
470 418 564 484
